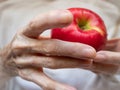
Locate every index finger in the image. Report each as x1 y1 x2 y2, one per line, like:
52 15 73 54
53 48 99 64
21 10 73 38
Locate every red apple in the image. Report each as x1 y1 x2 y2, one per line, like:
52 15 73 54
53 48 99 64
51 8 107 51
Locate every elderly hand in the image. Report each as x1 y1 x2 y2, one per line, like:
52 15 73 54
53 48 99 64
0 10 96 90
93 38 120 75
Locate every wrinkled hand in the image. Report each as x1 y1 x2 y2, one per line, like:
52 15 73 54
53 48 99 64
0 10 96 90
93 38 120 75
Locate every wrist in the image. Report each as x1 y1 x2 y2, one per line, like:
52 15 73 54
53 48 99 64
0 49 12 90
0 45 18 77
0 48 11 78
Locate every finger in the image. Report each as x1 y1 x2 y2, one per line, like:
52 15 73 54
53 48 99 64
18 68 76 90
13 39 96 59
94 51 120 65
15 55 92 69
20 10 73 38
17 57 118 78
105 38 120 51
17 56 119 75
33 39 96 59
89 62 119 75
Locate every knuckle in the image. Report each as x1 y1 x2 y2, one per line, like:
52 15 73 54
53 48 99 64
42 57 56 69
28 20 35 30
41 40 57 54
18 69 33 81
29 57 38 66
28 15 46 30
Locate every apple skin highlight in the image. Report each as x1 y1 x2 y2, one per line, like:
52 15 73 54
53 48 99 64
51 8 107 51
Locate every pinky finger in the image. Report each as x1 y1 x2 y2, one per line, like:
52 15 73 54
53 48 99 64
18 68 76 90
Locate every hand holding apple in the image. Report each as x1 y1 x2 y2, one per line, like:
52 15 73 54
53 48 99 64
1 10 96 90
51 8 107 51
